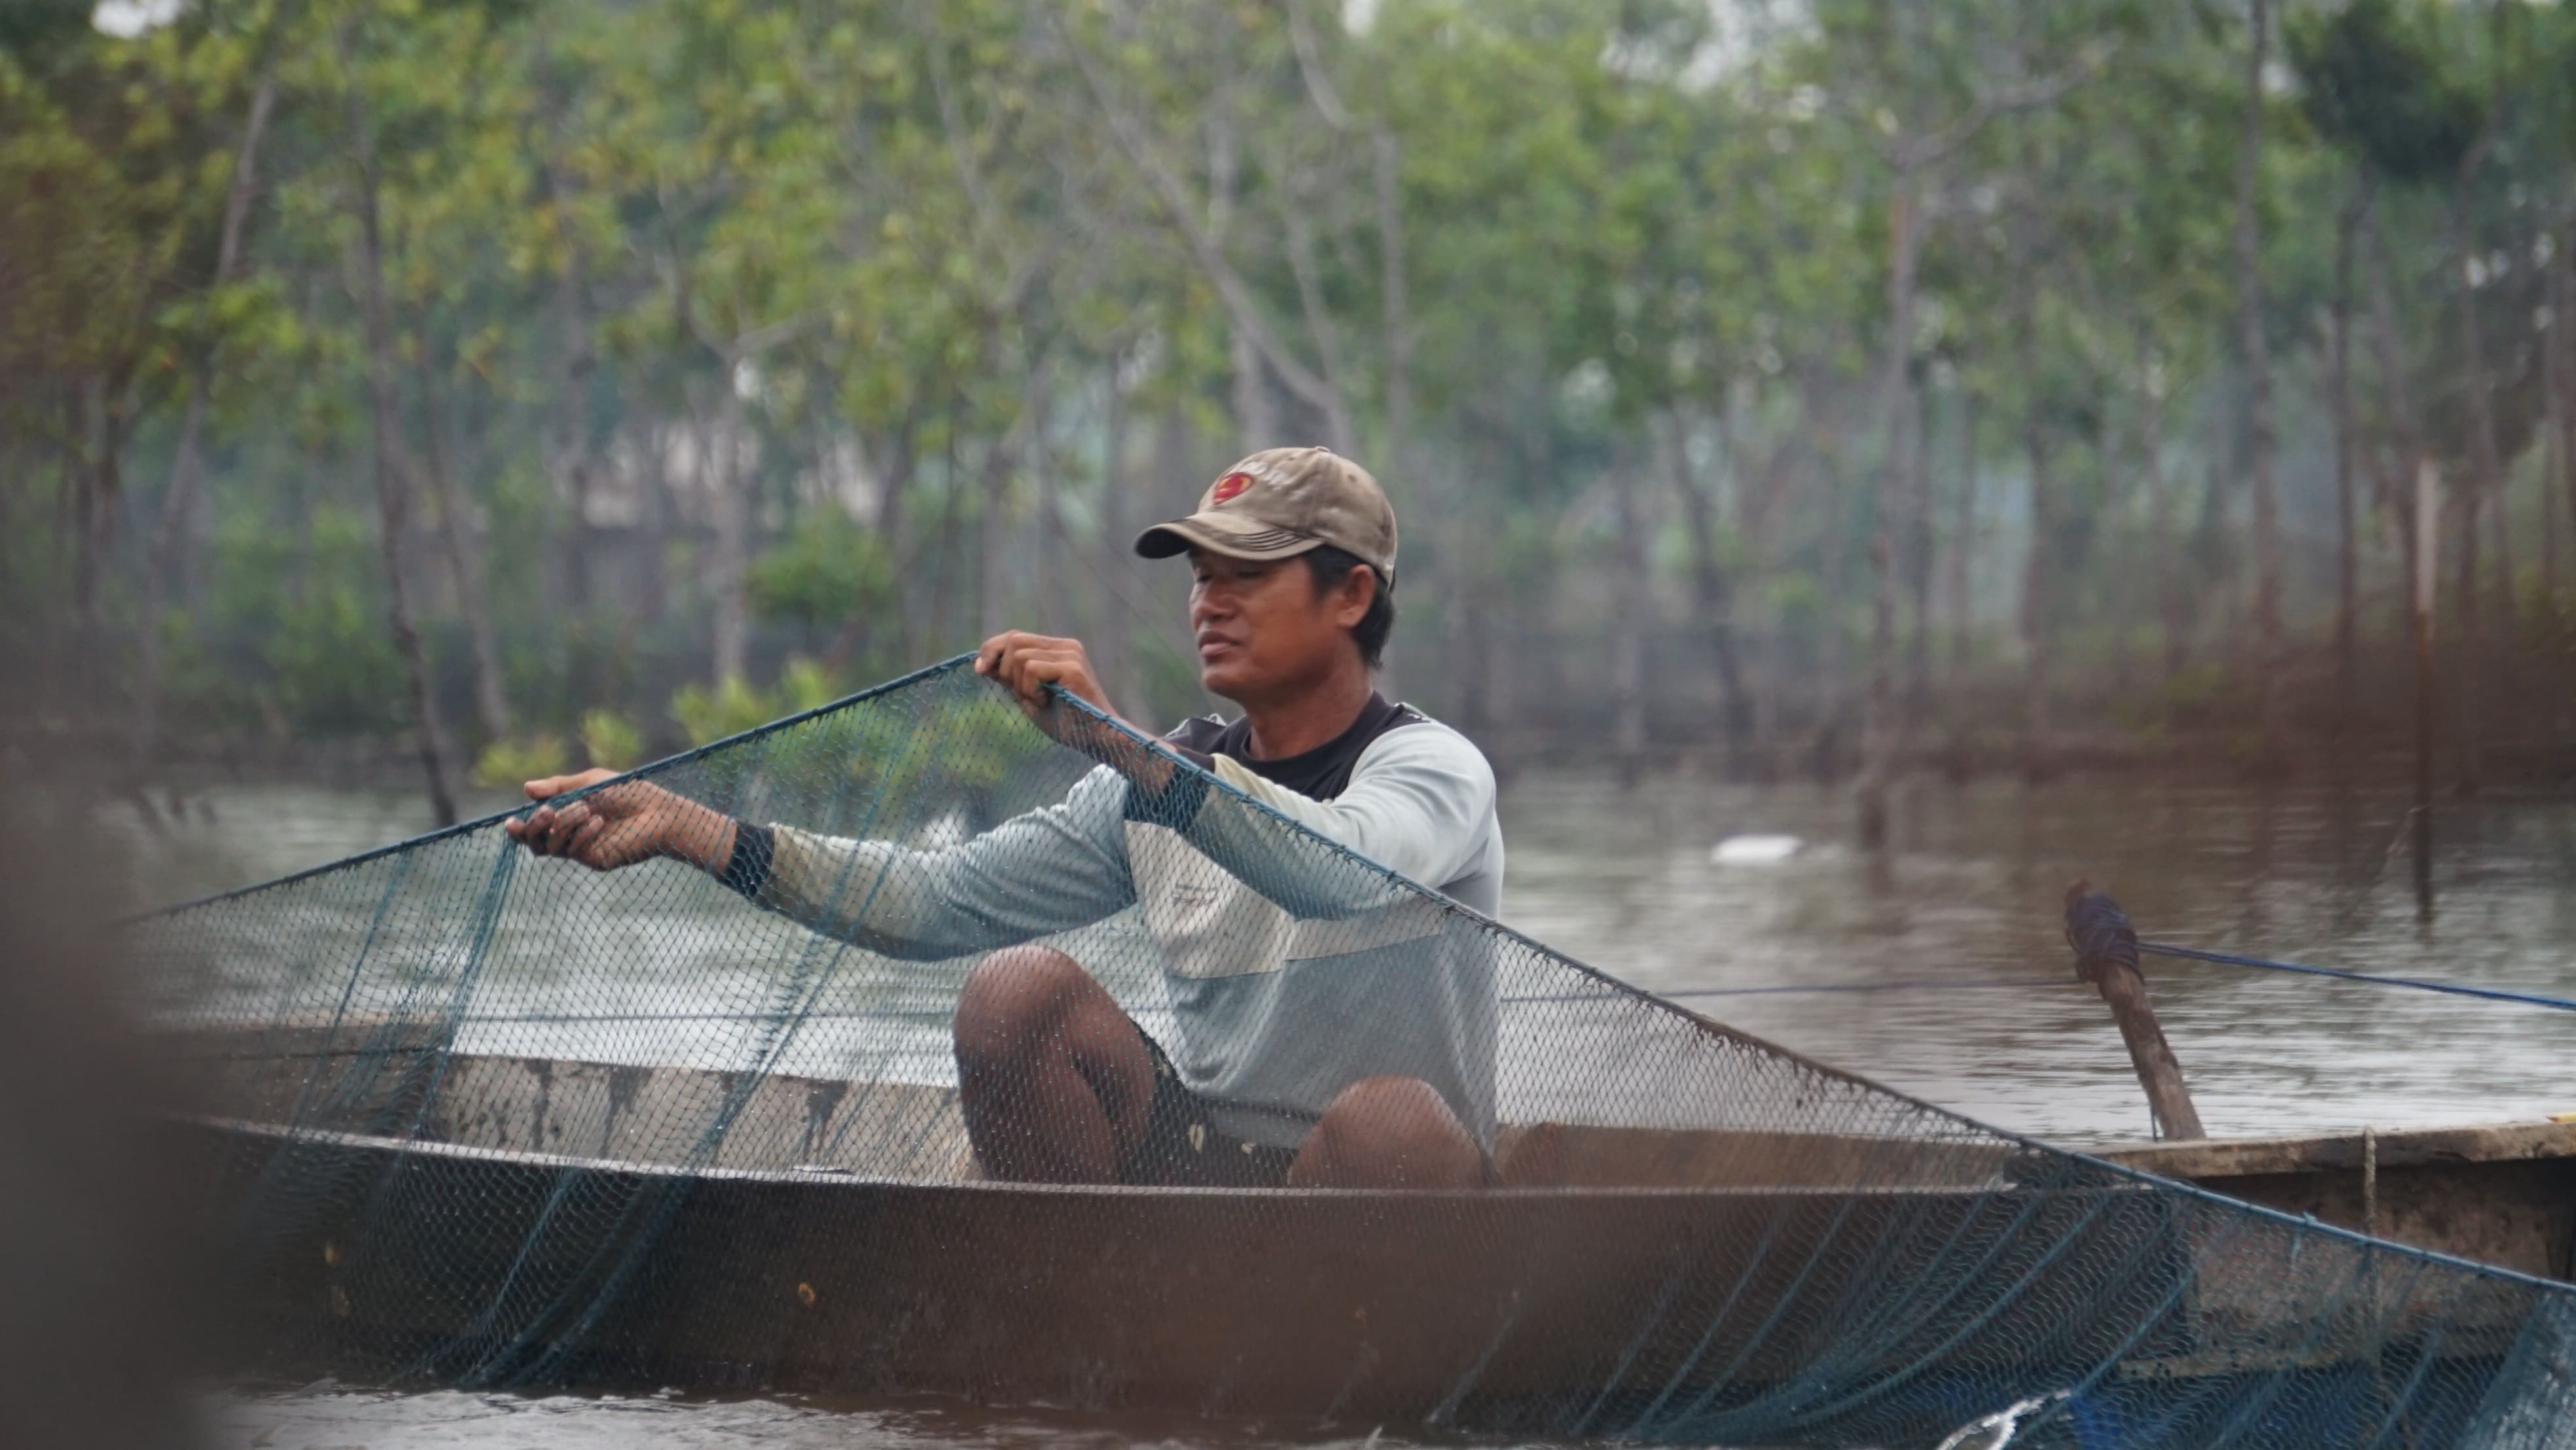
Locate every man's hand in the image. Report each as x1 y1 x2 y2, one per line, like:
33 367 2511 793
975 631 1178 790
975 632 1115 719
503 768 738 876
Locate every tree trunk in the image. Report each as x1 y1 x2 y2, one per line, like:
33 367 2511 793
823 426 912 677
2329 176 2370 728
1482 571 1515 762
2020 425 2056 782
1948 390 1977 683
1723 388 1789 781
1374 126 1412 459
419 353 511 743
876 421 915 660
1906 366 1935 722
2452 150 2497 794
2367 207 2424 630
2545 226 2564 610
2454 486 2485 794
550 256 597 618
41 395 79 718
639 423 673 643
1857 162 1921 846
2234 0 2284 766
928 422 965 652
2549 216 2576 621
2018 298 2054 782
1814 438 1851 785
1228 328 1278 455
1091 369 1137 718
2138 338 2183 682
709 378 752 685
342 28 455 826
1660 411 1751 775
2559 217 2576 604
1031 368 1065 637
1281 212 1360 460
976 433 1012 640
1154 402 1209 713
2493 469 2518 630
2010 133 2054 782
136 63 276 764
2496 483 2525 750
72 374 132 706
1609 463 1650 788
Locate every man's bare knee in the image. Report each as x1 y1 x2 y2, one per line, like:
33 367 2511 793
953 945 1152 1182
954 944 1093 1068
1290 1075 1483 1190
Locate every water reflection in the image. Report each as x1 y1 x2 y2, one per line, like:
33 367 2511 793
205 1385 1528 1449
1500 770 2576 1144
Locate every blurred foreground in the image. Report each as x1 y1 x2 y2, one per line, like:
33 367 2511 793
0 763 207 1448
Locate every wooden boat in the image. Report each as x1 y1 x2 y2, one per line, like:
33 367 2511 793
2101 1121 2576 1282
168 1019 2566 1441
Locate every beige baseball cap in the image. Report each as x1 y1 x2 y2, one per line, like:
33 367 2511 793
1134 446 1398 584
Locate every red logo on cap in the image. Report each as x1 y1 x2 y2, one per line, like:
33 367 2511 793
1210 472 1253 504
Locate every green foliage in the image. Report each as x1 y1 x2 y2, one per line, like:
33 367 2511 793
671 675 785 749
473 734 569 788
817 685 1057 809
0 0 95 60
170 503 411 739
670 657 850 747
2154 660 2236 729
778 657 846 713
580 709 645 771
747 516 892 628
14 0 2575 771
2287 0 2484 187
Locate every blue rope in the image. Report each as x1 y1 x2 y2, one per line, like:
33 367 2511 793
1535 947 2576 1017
2139 940 2576 1016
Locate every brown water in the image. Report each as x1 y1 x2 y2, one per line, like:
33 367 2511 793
203 1385 1509 1449
128 768 2576 1448
1499 771 2576 1145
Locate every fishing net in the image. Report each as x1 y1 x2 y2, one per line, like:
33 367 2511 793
132 658 2576 1448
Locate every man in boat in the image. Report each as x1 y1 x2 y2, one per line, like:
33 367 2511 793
507 447 1504 1191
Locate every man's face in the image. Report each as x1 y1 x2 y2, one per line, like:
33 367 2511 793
1187 548 1372 703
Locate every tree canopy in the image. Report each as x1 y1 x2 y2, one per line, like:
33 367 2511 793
5 0 2572 807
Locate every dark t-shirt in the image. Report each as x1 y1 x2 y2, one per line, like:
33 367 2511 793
1162 692 1426 802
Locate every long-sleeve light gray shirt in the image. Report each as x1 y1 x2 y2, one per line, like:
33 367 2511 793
734 703 1503 1148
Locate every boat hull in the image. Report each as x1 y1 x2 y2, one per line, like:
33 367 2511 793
167 1035 2553 1444
185 1116 2200 1439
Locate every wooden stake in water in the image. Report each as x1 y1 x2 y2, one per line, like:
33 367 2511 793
2413 462 2439 920
2363 1123 2379 1239
2064 882 2205 1142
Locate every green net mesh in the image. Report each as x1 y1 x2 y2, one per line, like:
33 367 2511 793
132 658 2576 1447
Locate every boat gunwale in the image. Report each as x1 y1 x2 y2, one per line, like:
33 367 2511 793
2100 1119 2576 1178
187 1114 2054 1202
171 1046 2576 1293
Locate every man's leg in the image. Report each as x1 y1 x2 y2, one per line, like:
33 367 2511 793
1287 1075 1484 1190
953 944 1154 1182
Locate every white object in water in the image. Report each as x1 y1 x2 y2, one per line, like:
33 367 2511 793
1711 834 1802 865
1935 1390 2072 1450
